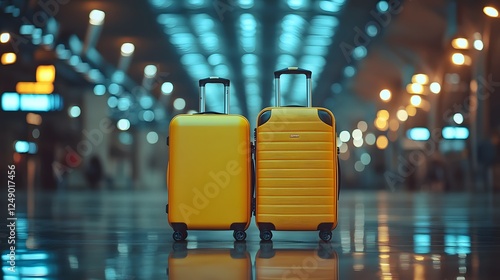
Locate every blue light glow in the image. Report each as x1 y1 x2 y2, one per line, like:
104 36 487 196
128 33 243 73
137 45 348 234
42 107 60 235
20 95 50 111
343 66 356 77
407 127 431 141
319 0 343 13
287 0 307 10
442 127 469 140
353 46 368 60
2 92 20 111
208 53 224 65
377 1 389 12
15 141 29 153
366 24 379 37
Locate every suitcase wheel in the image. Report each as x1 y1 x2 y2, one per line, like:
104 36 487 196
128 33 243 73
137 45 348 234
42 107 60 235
259 230 273 241
319 230 332 242
173 231 188 241
233 230 247 241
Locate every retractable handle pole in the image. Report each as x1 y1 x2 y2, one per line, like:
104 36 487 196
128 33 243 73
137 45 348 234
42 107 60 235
198 77 230 114
274 67 313 107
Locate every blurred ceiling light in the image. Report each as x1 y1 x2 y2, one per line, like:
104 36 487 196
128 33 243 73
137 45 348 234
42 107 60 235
406 83 424 94
173 98 186 110
93 84 106 96
36 65 56 83
389 119 399 131
377 1 389 12
474 40 484 51
366 24 378 37
146 131 159 144
406 105 417 116
357 121 368 132
376 135 389 150
361 153 371 165
144 64 157 78
120 43 135 56
483 6 499 18
430 82 441 94
287 0 307 10
442 127 469 140
410 95 422 106
0 32 10 43
353 138 364 148
117 119 131 131
161 82 174 95
412 74 429 85
374 118 388 131
377 109 389 121
451 38 469 49
451 52 465 65
89 10 105 25
453 113 464 125
352 129 363 140
339 130 351 142
187 110 198 114
26 113 42 125
68 106 81 118
1 52 16 65
16 82 53 94
365 133 376 145
379 89 391 102
397 109 408 122
407 127 430 141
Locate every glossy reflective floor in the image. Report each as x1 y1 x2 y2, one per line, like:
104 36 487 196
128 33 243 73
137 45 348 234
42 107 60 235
1 189 500 279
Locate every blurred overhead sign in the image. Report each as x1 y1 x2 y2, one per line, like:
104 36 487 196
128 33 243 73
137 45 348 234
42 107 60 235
16 65 56 94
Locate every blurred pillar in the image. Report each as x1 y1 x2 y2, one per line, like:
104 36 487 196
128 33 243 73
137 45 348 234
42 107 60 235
134 129 168 190
471 16 493 191
82 90 111 189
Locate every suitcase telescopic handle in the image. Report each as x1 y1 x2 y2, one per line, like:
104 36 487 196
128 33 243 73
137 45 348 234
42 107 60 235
274 67 313 107
198 77 230 114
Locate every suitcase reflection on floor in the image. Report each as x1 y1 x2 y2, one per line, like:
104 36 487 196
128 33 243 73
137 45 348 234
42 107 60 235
167 241 251 280
255 241 338 280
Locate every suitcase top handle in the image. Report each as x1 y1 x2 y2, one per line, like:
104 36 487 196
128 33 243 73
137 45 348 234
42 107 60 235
198 77 230 114
274 67 313 107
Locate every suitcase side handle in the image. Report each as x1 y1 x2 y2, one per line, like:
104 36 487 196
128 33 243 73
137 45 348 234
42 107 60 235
199 77 230 114
274 67 312 107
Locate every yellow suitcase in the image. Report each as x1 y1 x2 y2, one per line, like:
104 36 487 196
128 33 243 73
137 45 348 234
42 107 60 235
167 77 252 241
255 242 338 280
255 68 339 241
167 242 251 280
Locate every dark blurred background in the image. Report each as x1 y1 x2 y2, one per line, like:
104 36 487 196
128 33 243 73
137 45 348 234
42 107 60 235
1 0 499 192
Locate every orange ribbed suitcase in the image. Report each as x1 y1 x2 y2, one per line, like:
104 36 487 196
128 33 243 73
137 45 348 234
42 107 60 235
168 242 251 280
254 67 340 241
166 77 252 242
255 242 338 280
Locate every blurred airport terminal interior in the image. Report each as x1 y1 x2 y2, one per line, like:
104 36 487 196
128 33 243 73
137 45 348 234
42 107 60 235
1 0 500 192
1 0 500 279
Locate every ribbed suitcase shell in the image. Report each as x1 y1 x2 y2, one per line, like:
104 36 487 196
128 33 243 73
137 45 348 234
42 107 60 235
255 247 338 280
168 248 252 280
255 107 338 231
168 114 252 231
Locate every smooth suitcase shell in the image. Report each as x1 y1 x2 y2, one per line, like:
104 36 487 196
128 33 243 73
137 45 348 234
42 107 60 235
167 77 252 240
